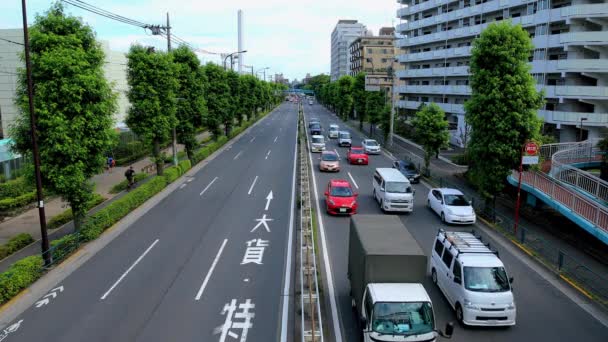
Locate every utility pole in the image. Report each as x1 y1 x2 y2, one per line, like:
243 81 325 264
21 0 51 266
167 12 178 166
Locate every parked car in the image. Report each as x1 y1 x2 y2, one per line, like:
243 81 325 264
324 179 358 215
427 188 476 224
372 168 415 212
361 139 381 154
393 160 421 183
310 135 326 153
338 131 352 147
319 151 340 172
328 124 340 139
431 229 515 326
346 147 369 165
310 123 322 135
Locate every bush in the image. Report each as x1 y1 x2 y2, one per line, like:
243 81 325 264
0 233 35 260
178 160 191 174
0 255 44 304
163 166 181 183
0 177 34 200
109 173 148 194
47 193 106 229
0 191 37 212
49 233 81 262
452 153 470 166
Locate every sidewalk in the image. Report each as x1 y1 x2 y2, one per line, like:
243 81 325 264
0 131 211 246
343 116 608 288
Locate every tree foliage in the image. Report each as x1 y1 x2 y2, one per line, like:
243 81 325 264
365 91 385 136
172 45 207 162
202 63 230 137
465 21 544 200
336 75 354 120
11 4 116 229
353 73 368 130
126 45 178 176
412 103 449 173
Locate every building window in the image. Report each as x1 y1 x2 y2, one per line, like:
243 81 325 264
367 48 373 54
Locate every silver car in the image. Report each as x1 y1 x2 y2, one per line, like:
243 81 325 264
338 131 352 147
362 139 381 154
328 124 340 139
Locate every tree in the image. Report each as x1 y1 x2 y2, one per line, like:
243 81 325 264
412 103 449 174
126 45 177 176
172 46 207 163
336 75 354 120
11 4 116 230
225 70 240 134
378 104 392 143
353 73 368 130
365 91 385 136
239 75 257 121
465 21 543 203
202 63 230 137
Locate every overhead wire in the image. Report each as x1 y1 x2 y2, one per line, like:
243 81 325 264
0 37 24 46
60 0 148 28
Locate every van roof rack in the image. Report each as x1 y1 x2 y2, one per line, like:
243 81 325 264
437 228 499 258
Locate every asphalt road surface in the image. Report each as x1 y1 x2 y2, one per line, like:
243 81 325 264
303 102 608 342
4 103 299 342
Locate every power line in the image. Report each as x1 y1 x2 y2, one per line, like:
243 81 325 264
0 37 24 46
60 0 148 28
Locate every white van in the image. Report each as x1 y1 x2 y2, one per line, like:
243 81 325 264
372 168 414 212
430 229 516 327
310 135 326 153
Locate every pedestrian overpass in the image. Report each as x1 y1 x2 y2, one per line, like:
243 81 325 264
284 89 314 95
507 139 608 245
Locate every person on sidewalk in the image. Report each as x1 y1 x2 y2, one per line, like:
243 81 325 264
107 156 114 173
125 166 135 190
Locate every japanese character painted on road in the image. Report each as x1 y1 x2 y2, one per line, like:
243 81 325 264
241 239 269 265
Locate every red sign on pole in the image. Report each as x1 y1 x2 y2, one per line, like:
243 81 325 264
524 142 539 156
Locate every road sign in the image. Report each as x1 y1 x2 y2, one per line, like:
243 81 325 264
525 142 539 156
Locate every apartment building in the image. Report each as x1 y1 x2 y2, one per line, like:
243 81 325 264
349 28 399 101
395 0 608 145
0 29 130 138
331 20 368 81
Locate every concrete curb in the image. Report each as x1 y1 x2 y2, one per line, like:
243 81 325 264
0 107 278 329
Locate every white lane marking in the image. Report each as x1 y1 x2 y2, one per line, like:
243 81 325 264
200 177 219 196
195 239 228 301
250 137 256 143
274 136 278 143
248 176 259 195
101 239 159 300
279 114 298 342
305 116 343 342
187 178 195 183
265 150 271 160
233 151 243 160
179 183 187 189
334 149 340 158
347 172 359 189
265 191 274 211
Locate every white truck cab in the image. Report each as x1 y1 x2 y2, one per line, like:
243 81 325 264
430 229 516 327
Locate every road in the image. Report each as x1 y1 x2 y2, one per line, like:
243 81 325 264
304 102 608 342
4 103 299 342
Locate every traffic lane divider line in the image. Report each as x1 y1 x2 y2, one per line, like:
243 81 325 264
195 238 228 301
200 177 219 196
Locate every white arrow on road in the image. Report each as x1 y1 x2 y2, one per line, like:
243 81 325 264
265 191 274 211
35 298 49 308
34 286 64 308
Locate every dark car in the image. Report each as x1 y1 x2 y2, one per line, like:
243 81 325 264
308 118 320 129
393 160 421 183
310 123 322 135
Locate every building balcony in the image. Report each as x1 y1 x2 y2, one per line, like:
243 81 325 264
396 38 408 48
396 65 469 78
539 110 608 127
397 6 409 18
559 3 608 20
560 31 608 46
544 85 608 99
395 84 471 95
396 46 471 63
397 100 465 114
531 59 608 74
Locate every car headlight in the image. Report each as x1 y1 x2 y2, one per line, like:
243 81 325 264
507 302 516 310
350 201 357 207
328 199 335 205
464 299 480 310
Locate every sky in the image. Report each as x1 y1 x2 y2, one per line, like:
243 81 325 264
0 0 401 81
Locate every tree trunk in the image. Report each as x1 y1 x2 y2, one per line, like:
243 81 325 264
73 208 85 231
424 151 431 177
154 139 163 176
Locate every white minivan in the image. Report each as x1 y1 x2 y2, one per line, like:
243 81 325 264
372 168 414 212
430 229 516 327
310 135 326 153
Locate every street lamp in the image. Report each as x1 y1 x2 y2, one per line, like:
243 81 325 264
579 117 588 141
256 67 269 81
224 50 247 71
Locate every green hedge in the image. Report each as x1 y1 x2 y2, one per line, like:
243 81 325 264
0 191 37 212
0 233 35 260
109 173 148 194
0 177 34 200
47 194 106 230
178 160 191 174
0 255 43 304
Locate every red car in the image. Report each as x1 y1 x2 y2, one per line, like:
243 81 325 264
324 179 358 215
346 147 369 165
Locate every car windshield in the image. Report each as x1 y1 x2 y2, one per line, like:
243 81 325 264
372 302 434 336
385 182 411 193
365 140 378 146
312 137 324 144
351 148 364 154
401 162 416 171
330 186 353 197
444 194 469 206
464 267 511 292
340 133 350 139
311 123 320 129
322 153 338 161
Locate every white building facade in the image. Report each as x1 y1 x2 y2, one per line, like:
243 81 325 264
0 29 129 138
331 20 368 81
395 0 608 145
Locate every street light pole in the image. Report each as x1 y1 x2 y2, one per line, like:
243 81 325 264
224 50 247 71
579 117 588 141
167 12 178 167
22 0 51 266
